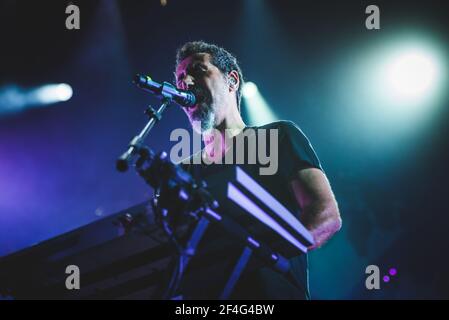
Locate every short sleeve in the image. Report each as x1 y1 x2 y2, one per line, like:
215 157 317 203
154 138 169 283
277 121 323 180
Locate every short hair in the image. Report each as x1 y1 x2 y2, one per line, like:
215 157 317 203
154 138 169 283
176 41 244 110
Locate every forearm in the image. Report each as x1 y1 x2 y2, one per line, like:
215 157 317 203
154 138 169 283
290 168 342 250
300 200 342 250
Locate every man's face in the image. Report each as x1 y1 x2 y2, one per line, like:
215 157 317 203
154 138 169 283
175 53 230 132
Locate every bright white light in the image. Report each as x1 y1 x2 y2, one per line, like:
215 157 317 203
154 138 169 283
35 83 73 104
55 83 73 102
385 49 440 103
0 83 73 115
242 81 277 125
242 82 258 98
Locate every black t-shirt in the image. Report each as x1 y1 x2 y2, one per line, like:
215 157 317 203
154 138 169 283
177 120 323 299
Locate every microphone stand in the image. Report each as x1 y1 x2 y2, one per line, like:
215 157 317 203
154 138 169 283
115 93 219 299
116 98 170 172
117 78 188 172
116 86 292 300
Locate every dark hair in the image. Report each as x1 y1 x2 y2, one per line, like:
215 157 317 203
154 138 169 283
176 41 244 110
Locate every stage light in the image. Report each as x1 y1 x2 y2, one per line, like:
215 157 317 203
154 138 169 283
242 81 258 99
242 82 277 126
56 83 73 101
347 37 447 131
0 83 73 115
384 48 440 103
34 83 73 104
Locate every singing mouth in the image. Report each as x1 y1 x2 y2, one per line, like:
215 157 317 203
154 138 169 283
187 86 211 118
192 86 208 104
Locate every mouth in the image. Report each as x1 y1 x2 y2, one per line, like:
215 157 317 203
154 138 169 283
186 86 212 119
192 86 209 104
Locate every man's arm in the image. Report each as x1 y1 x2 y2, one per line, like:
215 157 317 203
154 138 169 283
290 168 342 250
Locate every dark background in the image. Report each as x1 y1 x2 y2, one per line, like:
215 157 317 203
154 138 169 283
0 0 448 299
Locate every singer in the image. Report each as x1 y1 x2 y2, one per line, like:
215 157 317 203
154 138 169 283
170 41 342 299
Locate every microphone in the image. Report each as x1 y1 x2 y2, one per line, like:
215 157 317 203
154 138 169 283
133 74 196 108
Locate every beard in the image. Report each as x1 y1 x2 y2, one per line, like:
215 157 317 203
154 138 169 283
189 86 215 132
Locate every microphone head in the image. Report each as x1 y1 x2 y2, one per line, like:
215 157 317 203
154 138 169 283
133 74 196 108
177 90 196 108
133 74 149 87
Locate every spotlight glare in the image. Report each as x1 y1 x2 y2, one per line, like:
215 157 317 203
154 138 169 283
242 81 277 125
385 49 440 102
56 83 73 102
0 83 73 116
242 82 258 98
35 83 73 104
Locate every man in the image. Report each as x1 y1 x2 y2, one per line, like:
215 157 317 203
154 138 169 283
172 41 341 299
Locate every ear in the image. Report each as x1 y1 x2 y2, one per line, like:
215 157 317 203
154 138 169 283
227 70 240 92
